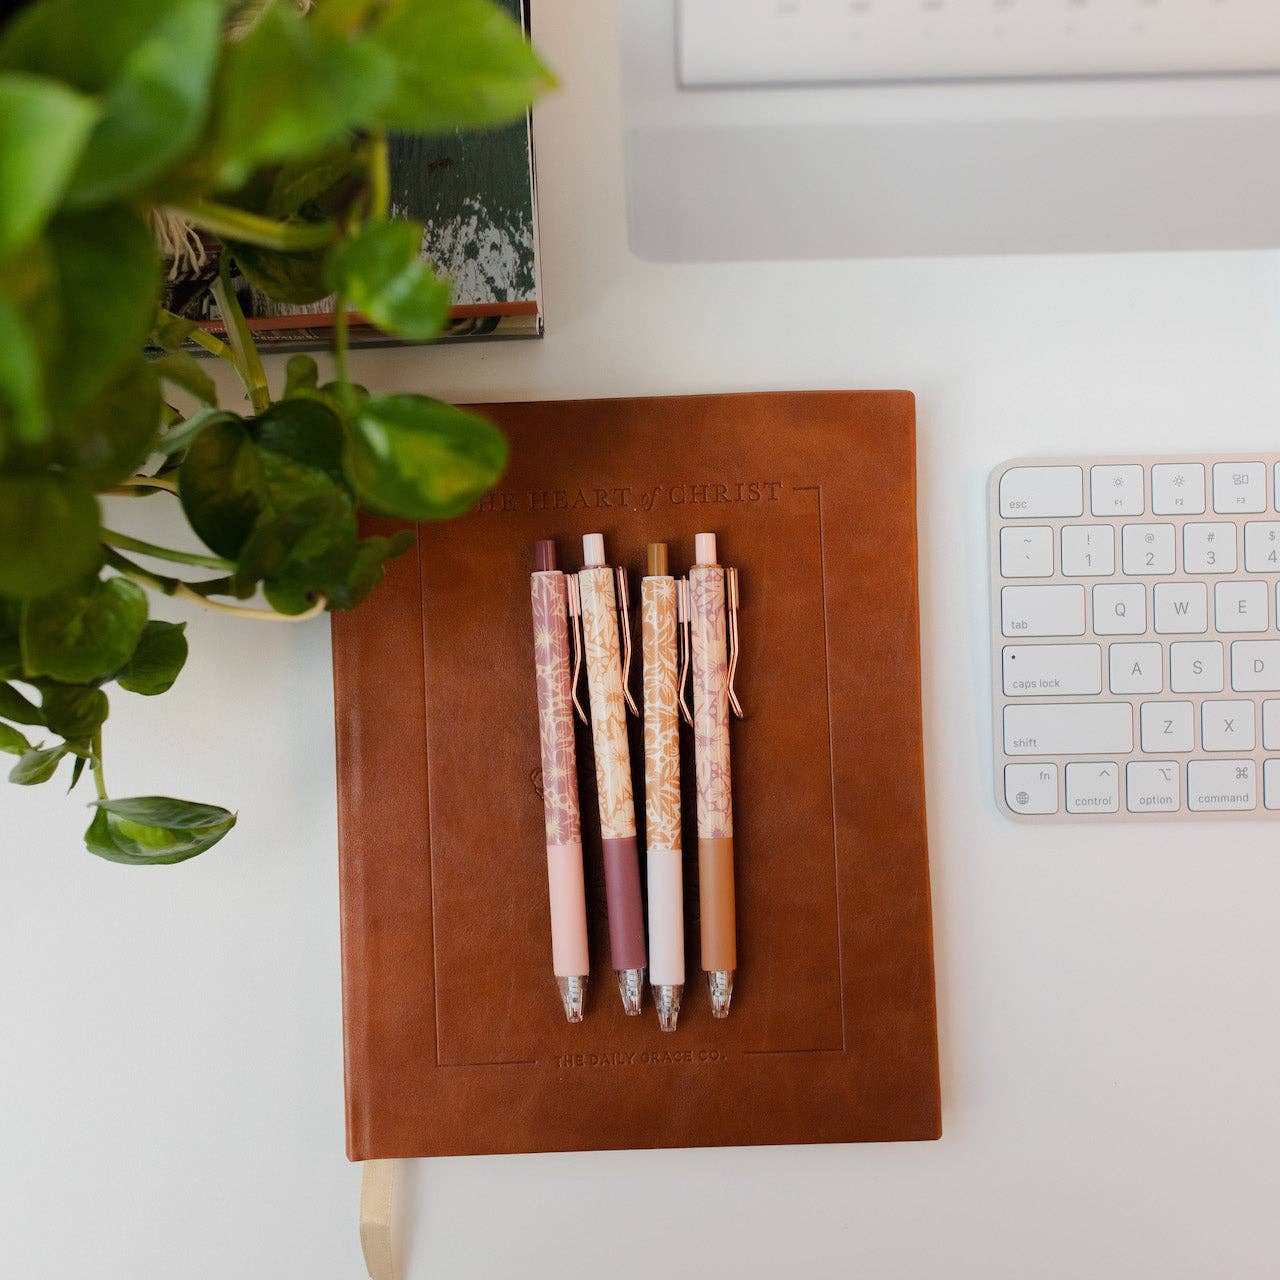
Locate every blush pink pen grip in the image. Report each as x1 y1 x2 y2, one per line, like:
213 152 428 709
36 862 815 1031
530 540 590 1022
578 533 647 1015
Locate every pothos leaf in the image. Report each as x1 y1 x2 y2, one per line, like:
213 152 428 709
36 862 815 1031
9 741 68 785
344 395 508 521
115 620 187 695
325 219 451 341
0 71 99 254
84 795 236 865
0 681 46 726
21 575 147 684
40 683 108 740
0 473 101 600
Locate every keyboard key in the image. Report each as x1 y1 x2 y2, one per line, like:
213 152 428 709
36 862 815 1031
1214 580 1268 633
1092 583 1145 635
1060 524 1114 577
1151 463 1205 515
1000 466 1084 519
1140 700 1194 753
1265 700 1280 750
1001 584 1085 637
1244 521 1280 572
1187 759 1256 812
1170 641 1224 692
1109 642 1162 694
1065 761 1119 814
1230 639 1280 691
1091 464 1144 516
1003 702 1133 756
1266 760 1280 811
1213 461 1266 514
1002 644 1101 696
999 526 1053 577
1004 763 1059 815
1202 699 1255 751
1127 761 1180 813
1183 522 1237 573
1121 523 1175 575
1153 582 1207 634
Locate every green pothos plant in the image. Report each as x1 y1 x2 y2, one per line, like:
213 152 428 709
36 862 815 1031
0 0 553 862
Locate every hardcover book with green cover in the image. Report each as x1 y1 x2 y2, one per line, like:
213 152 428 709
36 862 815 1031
163 0 541 348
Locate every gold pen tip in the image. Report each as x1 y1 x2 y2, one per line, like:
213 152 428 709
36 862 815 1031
646 542 668 577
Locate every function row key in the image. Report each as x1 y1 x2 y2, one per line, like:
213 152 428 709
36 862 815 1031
1000 462 1280 520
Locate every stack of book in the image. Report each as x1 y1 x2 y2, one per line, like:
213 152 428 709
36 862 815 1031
164 0 541 349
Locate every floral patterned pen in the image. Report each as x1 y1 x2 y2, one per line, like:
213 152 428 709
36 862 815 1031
642 543 684 1031
689 533 739 1017
531 540 590 1022
579 533 647 1015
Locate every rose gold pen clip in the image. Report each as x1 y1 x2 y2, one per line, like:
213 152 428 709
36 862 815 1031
616 565 639 717
566 576 588 725
679 567 745 720
725 566 744 720
677 578 694 726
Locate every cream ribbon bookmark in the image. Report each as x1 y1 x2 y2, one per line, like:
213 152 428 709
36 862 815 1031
359 1160 396 1280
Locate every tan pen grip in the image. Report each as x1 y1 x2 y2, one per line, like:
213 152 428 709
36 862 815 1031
698 836 736 971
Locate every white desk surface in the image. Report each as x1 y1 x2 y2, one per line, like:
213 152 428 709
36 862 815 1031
6 3 1280 1276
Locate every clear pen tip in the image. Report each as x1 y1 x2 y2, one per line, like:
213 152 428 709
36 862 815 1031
708 970 734 1018
557 974 587 1023
616 967 646 1015
653 984 682 1032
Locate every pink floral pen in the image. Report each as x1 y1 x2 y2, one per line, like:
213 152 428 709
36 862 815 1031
530 540 590 1022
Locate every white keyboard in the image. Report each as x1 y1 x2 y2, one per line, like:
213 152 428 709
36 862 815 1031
989 454 1280 821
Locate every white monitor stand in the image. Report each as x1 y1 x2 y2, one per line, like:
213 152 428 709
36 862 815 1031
621 1 1280 262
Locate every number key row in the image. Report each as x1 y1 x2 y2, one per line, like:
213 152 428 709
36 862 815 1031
1000 520 1280 578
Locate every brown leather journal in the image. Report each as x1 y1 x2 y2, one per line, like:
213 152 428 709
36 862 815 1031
331 391 940 1159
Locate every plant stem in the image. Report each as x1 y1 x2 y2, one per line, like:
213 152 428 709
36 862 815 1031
211 257 270 414
111 475 178 495
171 584 328 622
90 730 107 800
101 529 234 572
368 131 390 220
104 548 327 622
167 200 336 252
185 326 238 364
333 297 351 387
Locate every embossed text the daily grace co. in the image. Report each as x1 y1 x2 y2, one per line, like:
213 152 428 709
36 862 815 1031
551 1048 730 1069
474 480 785 515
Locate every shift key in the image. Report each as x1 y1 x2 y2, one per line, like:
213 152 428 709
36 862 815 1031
1004 702 1133 755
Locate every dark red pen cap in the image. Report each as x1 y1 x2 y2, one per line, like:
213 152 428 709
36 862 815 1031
534 539 557 572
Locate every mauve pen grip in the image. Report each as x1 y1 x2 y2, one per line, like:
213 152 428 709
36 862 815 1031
577 562 647 975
